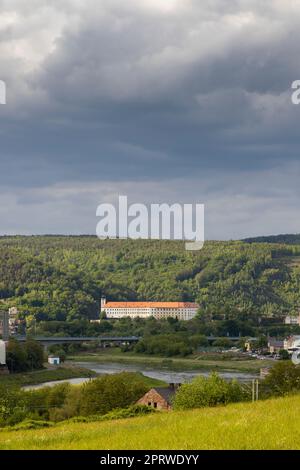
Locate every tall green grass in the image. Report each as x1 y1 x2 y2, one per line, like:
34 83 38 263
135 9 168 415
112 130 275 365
1 394 300 450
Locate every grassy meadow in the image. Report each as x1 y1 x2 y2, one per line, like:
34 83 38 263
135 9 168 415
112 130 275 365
1 394 300 450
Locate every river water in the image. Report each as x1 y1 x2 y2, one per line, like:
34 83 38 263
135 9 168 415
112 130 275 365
23 361 258 391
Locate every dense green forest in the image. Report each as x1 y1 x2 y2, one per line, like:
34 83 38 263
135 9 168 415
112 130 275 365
1 236 300 332
243 234 300 245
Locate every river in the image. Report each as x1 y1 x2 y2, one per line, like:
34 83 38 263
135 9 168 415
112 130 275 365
23 361 258 391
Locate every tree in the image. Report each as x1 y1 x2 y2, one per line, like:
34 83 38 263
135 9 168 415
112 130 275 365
262 361 300 396
99 310 107 320
6 340 27 372
134 334 192 357
189 335 209 348
79 372 147 416
212 338 233 349
24 339 44 370
6 339 44 373
0 386 27 426
279 349 290 360
256 336 268 349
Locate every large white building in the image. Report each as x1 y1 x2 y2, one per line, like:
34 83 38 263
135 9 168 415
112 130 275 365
0 310 8 340
100 297 199 321
0 340 6 365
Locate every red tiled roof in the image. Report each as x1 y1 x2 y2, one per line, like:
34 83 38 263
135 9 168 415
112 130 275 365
104 301 199 309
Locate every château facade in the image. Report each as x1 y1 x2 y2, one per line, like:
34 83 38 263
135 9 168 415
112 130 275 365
100 297 199 321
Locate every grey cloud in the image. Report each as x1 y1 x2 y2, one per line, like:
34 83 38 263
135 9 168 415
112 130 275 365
0 0 300 237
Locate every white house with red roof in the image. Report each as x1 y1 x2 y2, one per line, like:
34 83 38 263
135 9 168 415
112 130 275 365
100 297 199 321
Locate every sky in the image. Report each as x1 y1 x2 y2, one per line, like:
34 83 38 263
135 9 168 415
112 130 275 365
0 0 300 240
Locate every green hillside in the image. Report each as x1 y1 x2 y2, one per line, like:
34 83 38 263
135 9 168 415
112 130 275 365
1 235 300 327
1 394 300 450
243 234 300 244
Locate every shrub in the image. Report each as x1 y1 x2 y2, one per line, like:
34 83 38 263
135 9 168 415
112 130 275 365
79 372 147 416
63 405 154 425
261 361 300 397
24 339 44 369
173 373 247 410
6 340 28 372
0 387 27 426
134 334 192 357
161 359 173 368
9 419 54 431
6 339 44 373
279 349 290 360
189 335 209 348
46 382 71 409
101 404 155 420
212 338 233 349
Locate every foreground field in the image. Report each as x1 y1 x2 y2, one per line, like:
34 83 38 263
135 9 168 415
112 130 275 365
1 395 300 450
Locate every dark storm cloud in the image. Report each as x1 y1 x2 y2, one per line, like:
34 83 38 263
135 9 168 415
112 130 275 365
0 0 300 236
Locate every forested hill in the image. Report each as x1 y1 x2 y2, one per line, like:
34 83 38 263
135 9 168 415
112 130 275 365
1 236 300 324
243 234 300 245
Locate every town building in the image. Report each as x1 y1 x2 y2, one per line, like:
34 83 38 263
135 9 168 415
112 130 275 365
284 315 300 325
100 297 199 320
0 340 6 365
284 335 300 351
137 385 179 410
8 307 19 335
268 338 284 354
0 340 8 375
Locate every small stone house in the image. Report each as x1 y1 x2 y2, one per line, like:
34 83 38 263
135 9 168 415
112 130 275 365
137 386 177 411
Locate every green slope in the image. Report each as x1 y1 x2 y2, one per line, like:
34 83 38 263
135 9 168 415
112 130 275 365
1 394 300 449
1 235 300 323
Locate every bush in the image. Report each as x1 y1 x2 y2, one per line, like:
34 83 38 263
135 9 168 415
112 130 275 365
79 372 147 416
279 349 290 360
9 419 54 431
6 340 28 372
63 405 154 425
47 382 71 409
101 404 155 420
0 387 27 426
134 334 192 357
161 359 173 368
65 416 92 423
0 372 151 427
262 361 300 397
24 339 44 369
189 335 209 348
173 373 248 410
6 339 44 373
212 338 233 349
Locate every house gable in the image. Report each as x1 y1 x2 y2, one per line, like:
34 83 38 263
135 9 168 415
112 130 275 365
137 387 175 410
